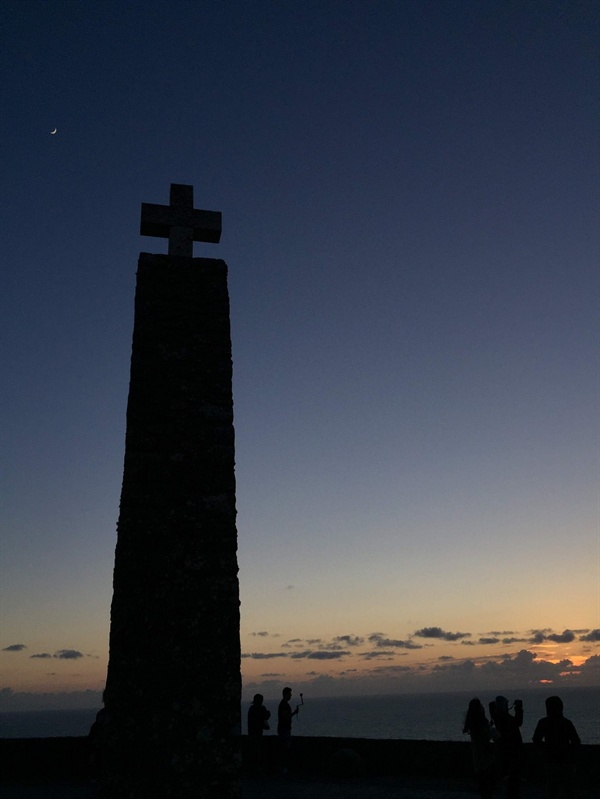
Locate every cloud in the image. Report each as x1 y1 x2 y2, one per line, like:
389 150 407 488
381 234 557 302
30 653 52 659
370 664 413 675
243 651 600 700
54 649 84 660
433 659 476 674
290 650 351 660
383 638 423 650
529 629 552 644
2 644 26 652
242 652 288 660
333 635 364 647
246 634 363 661
279 634 365 652
368 633 422 649
528 629 578 645
412 647 597 692
414 627 471 642
582 654 600 670
546 630 575 644
241 624 594 698
360 650 397 660
469 649 587 686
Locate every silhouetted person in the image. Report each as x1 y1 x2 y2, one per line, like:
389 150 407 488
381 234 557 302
490 695 523 799
463 698 496 799
277 686 299 774
247 693 271 773
533 695 581 798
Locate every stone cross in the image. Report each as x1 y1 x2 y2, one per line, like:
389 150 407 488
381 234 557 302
140 183 222 257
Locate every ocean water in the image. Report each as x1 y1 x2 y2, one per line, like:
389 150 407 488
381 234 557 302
286 688 599 744
1 687 598 743
0 707 99 739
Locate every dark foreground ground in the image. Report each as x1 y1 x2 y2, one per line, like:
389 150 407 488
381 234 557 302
0 775 546 799
1 736 597 798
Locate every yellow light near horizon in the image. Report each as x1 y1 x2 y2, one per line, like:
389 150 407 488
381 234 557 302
566 655 588 667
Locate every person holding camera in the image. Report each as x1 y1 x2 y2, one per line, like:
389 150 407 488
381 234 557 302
277 686 300 774
489 696 523 798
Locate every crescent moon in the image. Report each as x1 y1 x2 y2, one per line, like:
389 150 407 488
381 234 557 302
50 128 57 135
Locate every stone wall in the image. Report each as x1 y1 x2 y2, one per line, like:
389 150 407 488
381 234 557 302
102 254 241 798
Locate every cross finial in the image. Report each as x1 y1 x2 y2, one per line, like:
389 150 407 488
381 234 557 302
140 184 222 257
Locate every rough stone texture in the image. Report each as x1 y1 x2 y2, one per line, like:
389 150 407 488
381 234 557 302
101 253 241 798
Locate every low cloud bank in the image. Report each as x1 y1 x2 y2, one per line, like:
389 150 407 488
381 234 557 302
244 650 600 699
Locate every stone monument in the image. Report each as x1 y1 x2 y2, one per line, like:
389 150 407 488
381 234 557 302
101 184 241 798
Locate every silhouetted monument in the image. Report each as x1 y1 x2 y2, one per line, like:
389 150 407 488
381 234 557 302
101 184 241 798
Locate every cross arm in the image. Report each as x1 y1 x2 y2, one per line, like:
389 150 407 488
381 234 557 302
140 204 222 244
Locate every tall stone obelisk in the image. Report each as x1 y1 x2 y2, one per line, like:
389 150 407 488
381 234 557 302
101 185 241 799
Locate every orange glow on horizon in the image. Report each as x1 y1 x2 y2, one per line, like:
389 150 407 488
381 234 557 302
566 656 588 667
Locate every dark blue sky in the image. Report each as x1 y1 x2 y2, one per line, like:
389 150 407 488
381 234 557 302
1 0 598 705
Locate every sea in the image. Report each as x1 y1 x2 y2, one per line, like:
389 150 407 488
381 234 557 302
1 687 598 744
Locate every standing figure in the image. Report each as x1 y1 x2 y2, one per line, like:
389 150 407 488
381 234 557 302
490 696 523 799
277 686 299 774
532 695 581 798
247 693 271 773
463 698 496 799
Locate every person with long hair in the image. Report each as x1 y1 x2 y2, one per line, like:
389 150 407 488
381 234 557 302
489 696 523 798
463 697 496 799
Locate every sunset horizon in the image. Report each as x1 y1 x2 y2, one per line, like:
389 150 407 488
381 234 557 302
2 621 598 711
1 1 597 720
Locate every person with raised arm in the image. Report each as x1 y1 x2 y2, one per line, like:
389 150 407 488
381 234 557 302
277 686 300 774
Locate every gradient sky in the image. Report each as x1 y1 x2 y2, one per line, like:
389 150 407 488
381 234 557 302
1 0 598 712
